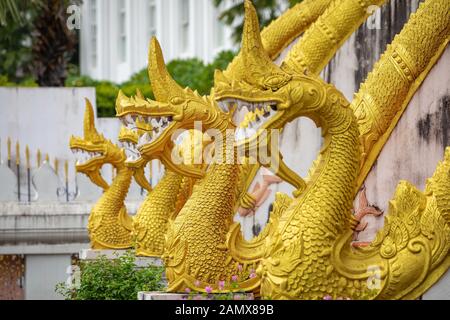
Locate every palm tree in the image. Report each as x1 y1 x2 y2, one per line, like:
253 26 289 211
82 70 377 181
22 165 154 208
32 0 79 86
0 0 81 86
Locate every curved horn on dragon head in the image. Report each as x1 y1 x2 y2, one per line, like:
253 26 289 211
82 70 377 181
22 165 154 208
220 0 291 91
148 37 185 103
70 99 126 190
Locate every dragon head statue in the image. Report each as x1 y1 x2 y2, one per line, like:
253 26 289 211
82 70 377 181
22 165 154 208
70 99 124 189
214 0 346 144
117 119 153 192
213 0 350 195
116 37 234 178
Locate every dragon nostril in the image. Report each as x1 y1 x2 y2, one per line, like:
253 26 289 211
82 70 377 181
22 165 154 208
167 116 173 122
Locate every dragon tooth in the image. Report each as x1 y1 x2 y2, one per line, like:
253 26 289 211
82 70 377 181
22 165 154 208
138 133 146 145
124 114 133 125
151 118 159 128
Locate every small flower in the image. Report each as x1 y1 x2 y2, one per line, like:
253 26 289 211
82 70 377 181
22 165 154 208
323 295 333 300
185 288 191 294
218 281 225 290
233 294 242 300
249 272 256 279
194 280 201 287
205 286 213 294
231 275 238 282
237 264 243 272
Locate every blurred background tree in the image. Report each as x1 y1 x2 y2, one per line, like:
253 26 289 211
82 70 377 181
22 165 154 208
212 0 303 43
0 0 81 86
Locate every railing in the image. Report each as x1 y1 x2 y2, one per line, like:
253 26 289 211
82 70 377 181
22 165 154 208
0 137 158 204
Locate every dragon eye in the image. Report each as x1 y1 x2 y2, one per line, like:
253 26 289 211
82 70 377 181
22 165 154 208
263 74 289 90
170 96 184 105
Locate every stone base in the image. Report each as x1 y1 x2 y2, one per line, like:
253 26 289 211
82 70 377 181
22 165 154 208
79 249 164 267
138 291 255 300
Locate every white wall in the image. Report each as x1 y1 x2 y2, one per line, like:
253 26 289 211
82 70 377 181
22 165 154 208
80 0 234 83
0 88 96 190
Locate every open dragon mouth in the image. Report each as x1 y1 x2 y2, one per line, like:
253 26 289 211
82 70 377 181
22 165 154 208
71 147 104 167
216 98 279 143
119 114 174 149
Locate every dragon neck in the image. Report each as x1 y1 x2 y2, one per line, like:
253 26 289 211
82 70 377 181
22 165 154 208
166 130 240 285
280 85 361 243
94 164 132 215
179 129 239 227
134 169 185 257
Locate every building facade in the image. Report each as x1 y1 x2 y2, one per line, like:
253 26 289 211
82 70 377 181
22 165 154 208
79 0 234 83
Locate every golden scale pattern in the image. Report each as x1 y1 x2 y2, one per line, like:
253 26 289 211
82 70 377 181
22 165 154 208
133 170 186 257
74 0 449 299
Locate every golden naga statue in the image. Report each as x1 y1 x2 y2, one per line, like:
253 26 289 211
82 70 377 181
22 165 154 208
71 95 198 255
115 0 390 292
213 0 449 299
70 99 139 249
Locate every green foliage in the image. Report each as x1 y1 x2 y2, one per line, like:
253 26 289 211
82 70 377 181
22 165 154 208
212 0 303 43
0 74 37 87
55 250 164 300
0 5 36 82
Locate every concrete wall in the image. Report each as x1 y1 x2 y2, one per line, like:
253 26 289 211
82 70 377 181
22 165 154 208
356 46 450 242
